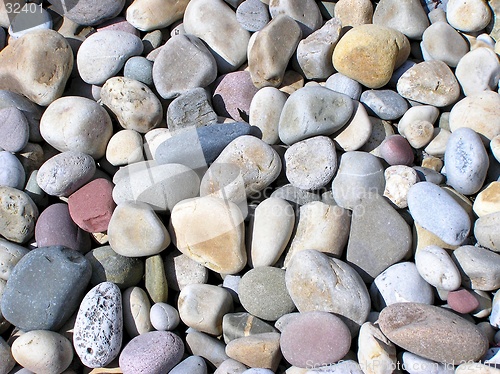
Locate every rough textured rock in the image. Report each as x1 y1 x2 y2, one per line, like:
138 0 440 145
0 186 38 244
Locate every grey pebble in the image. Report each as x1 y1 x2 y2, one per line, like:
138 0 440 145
124 56 154 86
0 151 25 190
150 302 180 331
0 107 29 152
236 0 270 32
360 89 409 120
325 72 363 101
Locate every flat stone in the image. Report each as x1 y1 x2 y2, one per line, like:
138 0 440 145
126 0 189 31
236 0 270 31
268 0 322 37
415 245 461 291
0 151 25 190
446 0 492 32
447 288 480 314
122 286 152 337
0 238 29 281
452 245 500 291
249 87 288 144
0 186 38 244
334 0 373 27
456 47 500 96
145 254 169 303
0 107 29 152
373 0 429 39
222 312 278 344
163 249 208 291
474 212 500 252
150 302 180 331
421 21 469 67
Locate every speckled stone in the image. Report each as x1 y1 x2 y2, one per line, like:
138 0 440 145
236 0 270 32
0 186 38 244
163 249 209 291
452 245 500 291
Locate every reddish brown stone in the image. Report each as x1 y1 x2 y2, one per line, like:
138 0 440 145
380 134 414 166
447 288 480 314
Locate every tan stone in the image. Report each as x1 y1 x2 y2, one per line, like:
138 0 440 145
421 155 443 171
225 332 282 371
333 101 373 152
357 322 397 374
473 181 500 217
126 0 189 31
334 0 373 26
145 255 168 303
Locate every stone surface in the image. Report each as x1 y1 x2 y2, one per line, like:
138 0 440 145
170 355 208 374
415 245 461 291
0 107 29 152
122 286 152 338
226 332 282 371
126 0 189 31
236 0 270 32
360 89 408 120
213 71 259 121
357 322 397 374
446 0 491 32
447 288 480 314
334 0 373 27
107 129 145 166
455 47 500 96
0 336 15 374
268 0 322 37
452 245 500 291
0 186 38 244
249 87 288 144
474 181 500 217
185 329 230 368
422 22 469 69
145 254 169 303
332 101 372 152
0 151 25 190
50 0 125 25
380 136 415 166
222 312 278 343
124 56 154 86
325 73 363 101
0 90 43 143
474 212 500 252
373 0 429 39
163 249 208 291
150 303 180 331
0 238 29 281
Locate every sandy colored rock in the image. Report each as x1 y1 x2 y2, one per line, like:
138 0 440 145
126 0 189 31
334 0 373 26
268 0 322 37
473 181 500 217
226 332 282 371
446 0 491 32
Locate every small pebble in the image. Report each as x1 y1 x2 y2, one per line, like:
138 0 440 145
145 254 169 303
123 286 153 337
0 107 29 152
415 245 461 291
474 212 500 252
236 0 270 31
379 135 414 166
447 288 481 314
325 72 363 100
150 303 180 331
0 151 25 190
0 186 38 244
163 249 209 291
360 89 408 120
383 165 419 208
249 87 287 144
106 129 144 166
124 56 154 86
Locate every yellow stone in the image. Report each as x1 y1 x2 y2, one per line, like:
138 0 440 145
474 181 500 217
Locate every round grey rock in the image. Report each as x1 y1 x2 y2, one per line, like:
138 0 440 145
49 0 126 26
325 72 363 100
0 151 25 189
0 107 29 152
124 56 154 86
150 302 180 331
360 89 409 120
236 0 270 31
170 355 207 374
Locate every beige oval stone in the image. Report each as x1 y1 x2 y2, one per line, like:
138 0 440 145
126 0 189 31
397 104 440 134
225 332 282 371
249 87 287 144
0 186 38 244
446 0 492 32
473 181 500 217
106 129 144 166
401 120 434 149
122 286 152 338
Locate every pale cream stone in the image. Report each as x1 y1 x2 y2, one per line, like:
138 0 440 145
333 101 373 152
106 130 144 166
473 181 500 217
357 322 397 374
126 0 189 31
122 286 152 338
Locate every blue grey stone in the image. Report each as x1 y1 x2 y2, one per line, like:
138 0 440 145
325 73 362 101
236 0 270 32
0 245 92 331
360 89 409 120
124 56 154 86
0 151 25 189
413 166 444 185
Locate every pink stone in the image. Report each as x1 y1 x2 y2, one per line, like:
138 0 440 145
380 134 414 166
447 288 480 314
96 17 140 36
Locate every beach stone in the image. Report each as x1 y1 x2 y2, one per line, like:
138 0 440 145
285 136 337 190
0 238 29 281
421 21 469 68
360 117 396 156
214 359 247 374
325 73 363 101
249 87 287 144
279 86 354 145
222 312 278 343
0 151 25 190
333 24 410 89
397 60 460 107
0 30 73 106
446 0 491 32
401 352 457 374
124 56 153 86
0 337 14 374
280 311 351 368
166 88 218 133
1 245 91 331
425 128 451 157
331 151 386 210
40 96 113 159
380 135 415 166
73 282 122 368
407 182 470 246
163 249 208 291
37 151 95 197
153 34 217 99
400 120 434 149
85 245 144 289
170 356 207 374
271 184 321 207
96 17 139 35
444 127 489 195
332 101 372 152
491 291 500 328
378 302 489 363
126 0 188 31
122 286 152 337
452 245 500 291
0 107 29 152
357 322 397 374
456 48 500 96
178 284 233 335
474 212 500 252
236 0 270 32
213 71 259 121
119 331 184 374
285 201 350 265
474 182 500 217
268 0 322 37
68 178 115 233
226 332 282 371
383 165 419 208
449 91 500 141
0 90 43 143
35 203 91 253
185 329 230 368
170 196 246 274
373 0 429 39
183 0 250 73
24 169 48 208
0 186 38 244
145 254 168 303
285 249 371 333
447 288 480 314
144 129 171 160
334 0 373 26
415 245 461 291
360 89 408 120
248 14 302 89
77 30 143 85
101 76 162 133
106 129 144 166
108 201 170 257
11 330 73 374
7 3 52 40
49 0 125 25
398 104 439 135
150 303 180 331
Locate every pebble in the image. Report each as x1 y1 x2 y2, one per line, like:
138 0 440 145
213 71 259 121
73 282 123 368
360 89 408 120
269 0 321 37
85 245 144 288
407 182 471 246
77 30 144 85
214 359 248 374
379 135 415 166
96 17 139 35
455 48 500 96
0 151 25 190
226 332 282 371
447 288 481 314
170 355 208 374
278 86 354 145
415 245 461 291
0 30 73 106
108 202 170 257
185 329 230 367
0 107 29 152
378 302 489 363
383 165 419 209
325 73 363 101
249 87 288 144
334 0 373 26
452 245 500 291
280 311 351 368
163 249 209 291
144 254 168 303
401 352 455 374
106 129 144 166
474 212 500 252
153 34 217 100
236 0 270 32
372 0 429 39
126 0 189 31
0 245 91 331
123 56 154 86
150 303 180 331
0 90 43 143
421 21 469 68
0 337 14 374
0 238 29 281
0 186 38 244
398 104 440 134
11 330 73 374
119 331 184 374
425 128 451 157
446 0 492 32
40 96 113 159
473 181 500 217
122 286 152 337
223 312 278 343
357 322 397 374
332 101 372 152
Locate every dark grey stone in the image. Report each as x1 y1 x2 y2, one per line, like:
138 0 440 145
360 89 409 120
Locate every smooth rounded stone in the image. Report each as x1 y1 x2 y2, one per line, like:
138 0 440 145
415 245 461 291
68 178 115 233
449 91 500 141
106 130 144 166
108 201 170 257
101 77 162 133
37 151 95 197
40 96 113 159
0 30 73 106
331 151 385 210
122 286 152 337
456 363 500 374
1 245 91 331
421 21 469 68
456 48 500 96
0 90 43 143
475 212 500 252
398 104 439 134
0 336 15 374
249 87 287 144
126 0 188 31
401 352 456 374
279 86 354 145
73 282 122 368
360 89 409 121
397 60 460 107
226 332 282 371
223 312 278 343
424 128 451 158
407 182 470 246
474 182 500 217
0 151 25 189
357 322 397 374
119 331 184 374
444 127 489 195
332 101 372 152
35 203 91 253
379 302 489 363
214 359 247 374
170 355 207 374
285 202 350 265
11 330 73 374
333 24 410 89
96 16 139 35
0 107 29 152
334 0 373 26
446 0 491 32
0 186 38 244
85 246 144 289
153 34 217 100
372 0 429 39
166 88 218 133
285 136 337 190
325 73 363 101
447 288 480 314
183 0 250 73
280 311 351 368
145 254 168 303
178 284 233 335
186 329 230 368
49 0 125 25
150 303 180 331
0 238 29 281
77 30 143 85
236 0 270 31
163 249 208 291
380 135 414 166
452 245 500 291
268 0 322 37
123 56 153 86
383 165 419 208
285 249 371 333
400 120 435 149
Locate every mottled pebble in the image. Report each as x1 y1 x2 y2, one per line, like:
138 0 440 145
0 186 38 244
236 0 271 32
383 165 419 208
0 238 29 281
